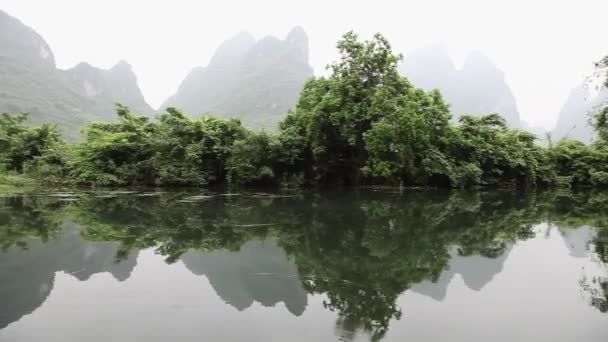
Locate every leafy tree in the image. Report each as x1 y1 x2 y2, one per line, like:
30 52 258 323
0 196 66 251
547 57 608 188
1 33 607 191
363 89 453 185
153 107 247 186
279 32 549 189
69 105 248 186
448 114 553 187
226 131 281 186
0 113 64 175
280 32 422 185
594 108 608 144
69 105 157 186
549 139 608 187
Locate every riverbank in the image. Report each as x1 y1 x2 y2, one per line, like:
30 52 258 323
0 173 36 192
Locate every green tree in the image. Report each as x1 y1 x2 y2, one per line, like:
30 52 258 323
362 89 453 185
0 113 65 178
70 105 157 186
549 139 608 187
153 107 247 186
447 114 552 187
280 32 423 185
226 131 281 186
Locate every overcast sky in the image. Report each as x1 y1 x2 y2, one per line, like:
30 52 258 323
2 0 606 129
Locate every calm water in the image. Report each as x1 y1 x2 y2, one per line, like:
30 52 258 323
1 189 608 341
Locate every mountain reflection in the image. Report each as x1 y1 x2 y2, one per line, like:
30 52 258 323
1 190 608 339
181 239 308 315
411 246 513 301
0 197 138 329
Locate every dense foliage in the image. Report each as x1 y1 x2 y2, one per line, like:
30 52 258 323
1 32 607 189
0 113 68 183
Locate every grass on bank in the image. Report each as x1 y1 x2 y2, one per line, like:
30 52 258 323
0 172 36 192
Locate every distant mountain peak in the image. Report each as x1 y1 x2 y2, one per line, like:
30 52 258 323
111 59 132 70
400 46 520 127
162 27 313 129
232 31 256 41
0 10 153 139
64 60 149 114
464 50 493 65
208 32 256 68
70 61 96 71
406 43 452 63
462 51 503 76
285 26 309 64
286 26 307 42
0 9 55 68
401 44 456 81
256 35 283 46
108 60 139 84
552 83 605 143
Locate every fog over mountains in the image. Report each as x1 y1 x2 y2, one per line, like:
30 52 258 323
0 10 152 139
552 85 607 143
161 27 313 129
399 45 521 127
0 9 599 140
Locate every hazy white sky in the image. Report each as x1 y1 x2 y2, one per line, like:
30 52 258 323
1 0 606 129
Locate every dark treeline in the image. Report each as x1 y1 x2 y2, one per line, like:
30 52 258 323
2 190 608 339
2 32 608 188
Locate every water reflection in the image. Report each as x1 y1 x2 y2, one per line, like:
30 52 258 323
411 246 512 301
0 219 137 329
182 239 308 315
1 190 608 340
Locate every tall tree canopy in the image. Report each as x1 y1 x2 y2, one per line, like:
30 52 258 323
279 32 551 188
0 113 65 175
279 32 453 185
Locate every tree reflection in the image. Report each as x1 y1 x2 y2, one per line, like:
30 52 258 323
2 189 608 339
0 196 66 250
64 190 544 339
0 196 138 329
545 192 608 314
272 191 543 339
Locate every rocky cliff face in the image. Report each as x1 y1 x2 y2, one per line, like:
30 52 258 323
400 45 521 127
0 10 55 69
161 32 256 116
63 61 153 119
162 27 314 129
0 10 152 140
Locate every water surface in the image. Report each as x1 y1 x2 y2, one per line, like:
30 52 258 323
1 189 608 341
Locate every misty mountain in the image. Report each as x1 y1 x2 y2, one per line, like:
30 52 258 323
63 61 153 117
552 85 607 144
0 10 152 139
520 121 549 146
162 27 313 129
400 45 521 127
